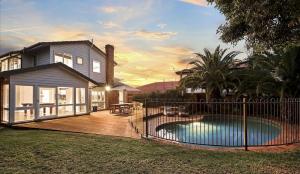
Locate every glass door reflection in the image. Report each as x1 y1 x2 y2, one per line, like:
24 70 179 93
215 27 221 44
39 87 56 117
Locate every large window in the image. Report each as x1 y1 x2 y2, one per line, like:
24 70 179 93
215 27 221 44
91 89 105 110
39 87 56 117
0 57 21 72
54 53 73 68
9 57 21 70
93 60 100 73
1 59 8 72
15 85 34 122
76 88 85 104
2 84 9 122
76 88 86 114
57 87 74 116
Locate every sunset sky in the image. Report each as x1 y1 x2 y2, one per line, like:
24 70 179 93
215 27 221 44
0 0 247 87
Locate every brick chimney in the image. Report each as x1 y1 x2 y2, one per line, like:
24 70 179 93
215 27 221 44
105 44 115 108
105 44 114 86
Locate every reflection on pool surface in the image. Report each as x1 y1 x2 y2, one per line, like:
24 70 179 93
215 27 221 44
156 117 281 146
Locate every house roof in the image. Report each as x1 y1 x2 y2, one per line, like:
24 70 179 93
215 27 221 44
0 40 106 57
25 40 106 56
0 62 103 86
137 81 179 94
112 80 140 92
175 69 193 75
0 50 22 58
0 40 118 65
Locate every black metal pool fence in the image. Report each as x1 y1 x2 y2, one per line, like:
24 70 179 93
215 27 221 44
134 98 300 150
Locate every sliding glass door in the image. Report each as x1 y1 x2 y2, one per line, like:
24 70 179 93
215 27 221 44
57 87 74 116
11 85 86 122
1 84 9 123
91 88 105 110
39 87 56 117
15 85 34 122
76 88 86 114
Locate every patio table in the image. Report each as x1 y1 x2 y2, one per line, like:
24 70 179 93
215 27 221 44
110 103 134 114
21 103 34 116
40 103 55 115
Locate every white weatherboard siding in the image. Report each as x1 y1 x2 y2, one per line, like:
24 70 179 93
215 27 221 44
21 54 34 68
90 48 106 83
50 43 106 84
10 67 88 87
22 47 50 68
36 47 50 66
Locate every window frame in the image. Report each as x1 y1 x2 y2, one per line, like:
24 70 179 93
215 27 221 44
75 88 86 114
38 86 57 118
54 53 73 68
0 56 21 72
14 85 35 122
57 87 74 116
76 57 83 65
92 60 101 73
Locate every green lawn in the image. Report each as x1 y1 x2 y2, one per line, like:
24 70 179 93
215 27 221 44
0 128 300 174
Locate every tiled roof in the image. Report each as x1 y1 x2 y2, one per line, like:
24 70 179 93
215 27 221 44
137 81 179 94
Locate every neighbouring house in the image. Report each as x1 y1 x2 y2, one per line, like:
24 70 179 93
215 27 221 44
175 69 205 94
0 40 118 125
175 60 247 95
137 81 178 94
111 80 140 104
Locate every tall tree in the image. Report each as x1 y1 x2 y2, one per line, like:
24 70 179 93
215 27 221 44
180 46 240 101
236 46 300 98
207 0 300 50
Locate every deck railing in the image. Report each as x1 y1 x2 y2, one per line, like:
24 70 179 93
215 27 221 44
130 98 300 150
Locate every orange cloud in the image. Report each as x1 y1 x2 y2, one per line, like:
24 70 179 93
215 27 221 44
154 46 193 55
99 6 123 13
133 30 177 40
180 0 208 6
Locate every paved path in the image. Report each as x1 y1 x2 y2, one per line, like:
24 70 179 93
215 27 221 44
16 111 141 139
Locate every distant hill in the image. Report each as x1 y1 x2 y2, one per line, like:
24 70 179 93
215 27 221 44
137 81 179 94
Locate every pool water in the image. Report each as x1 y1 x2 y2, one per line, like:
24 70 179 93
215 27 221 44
156 117 281 146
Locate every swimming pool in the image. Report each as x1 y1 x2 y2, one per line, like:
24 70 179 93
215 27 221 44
156 117 282 147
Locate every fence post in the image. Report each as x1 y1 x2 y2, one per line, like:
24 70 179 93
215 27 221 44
243 97 248 151
145 98 149 138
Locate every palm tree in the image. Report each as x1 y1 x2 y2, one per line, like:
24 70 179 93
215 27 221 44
234 54 278 97
238 46 300 99
180 46 241 101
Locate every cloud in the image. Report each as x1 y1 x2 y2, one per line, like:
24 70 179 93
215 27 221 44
97 1 155 23
133 30 177 40
180 0 208 7
98 21 121 29
0 26 43 32
157 23 167 29
154 46 193 55
98 6 124 13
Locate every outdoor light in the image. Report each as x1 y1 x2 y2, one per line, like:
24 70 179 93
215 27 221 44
105 85 111 91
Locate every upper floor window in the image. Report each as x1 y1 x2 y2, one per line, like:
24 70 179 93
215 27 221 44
9 57 21 70
0 56 21 72
0 59 8 71
93 60 100 73
54 53 73 68
77 57 83 65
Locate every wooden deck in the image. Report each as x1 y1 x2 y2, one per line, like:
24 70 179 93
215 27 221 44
15 111 141 139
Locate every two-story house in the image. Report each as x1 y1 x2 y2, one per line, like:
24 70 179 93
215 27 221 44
0 40 115 125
